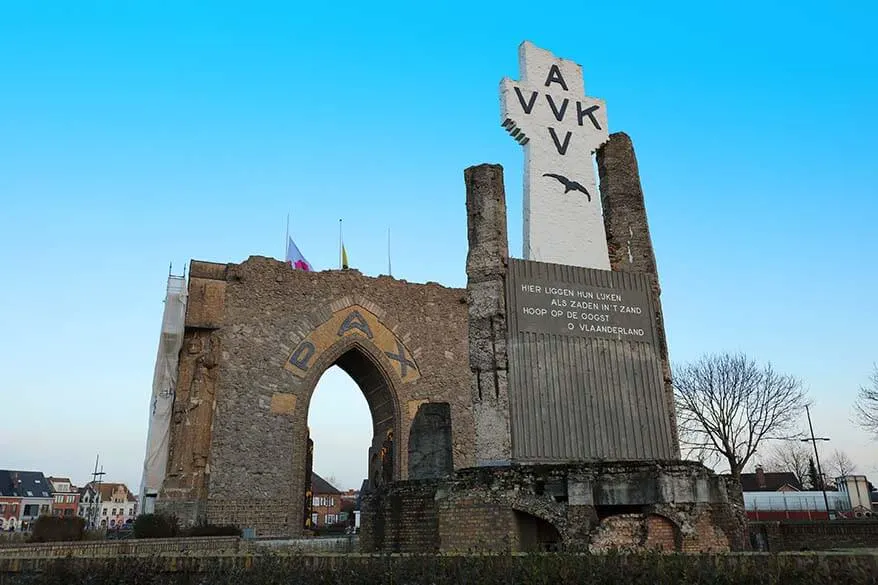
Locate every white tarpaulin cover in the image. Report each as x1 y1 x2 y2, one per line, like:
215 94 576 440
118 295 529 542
139 275 187 509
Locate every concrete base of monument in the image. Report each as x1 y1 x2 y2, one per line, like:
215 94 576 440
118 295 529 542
360 461 747 553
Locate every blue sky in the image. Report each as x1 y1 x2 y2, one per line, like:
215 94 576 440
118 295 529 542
1 1 876 492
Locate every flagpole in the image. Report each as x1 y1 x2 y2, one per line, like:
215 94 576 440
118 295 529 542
387 227 392 277
339 219 343 270
285 213 290 260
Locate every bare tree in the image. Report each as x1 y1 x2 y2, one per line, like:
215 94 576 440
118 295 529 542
827 449 857 481
854 366 878 438
764 442 812 488
674 353 808 479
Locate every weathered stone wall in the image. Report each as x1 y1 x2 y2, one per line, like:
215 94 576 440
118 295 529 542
466 139 681 464
159 257 472 536
465 164 512 466
159 261 228 525
597 132 680 455
363 461 747 553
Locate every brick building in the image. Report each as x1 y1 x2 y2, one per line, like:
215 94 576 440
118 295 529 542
310 473 342 529
740 466 803 493
0 494 19 531
47 477 80 518
0 470 53 531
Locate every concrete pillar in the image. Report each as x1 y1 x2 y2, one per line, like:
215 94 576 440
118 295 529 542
464 164 512 466
597 132 680 456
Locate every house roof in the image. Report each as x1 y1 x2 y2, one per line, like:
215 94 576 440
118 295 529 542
83 482 136 502
47 477 75 492
740 471 803 492
311 472 341 495
0 470 53 498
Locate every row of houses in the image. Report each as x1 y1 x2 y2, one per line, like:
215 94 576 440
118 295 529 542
0 470 137 532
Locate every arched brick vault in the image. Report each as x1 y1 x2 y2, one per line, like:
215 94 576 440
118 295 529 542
510 495 568 536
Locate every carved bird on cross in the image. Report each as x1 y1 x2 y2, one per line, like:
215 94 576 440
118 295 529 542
543 173 591 201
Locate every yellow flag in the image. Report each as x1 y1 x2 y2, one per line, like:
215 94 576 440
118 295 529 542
342 245 349 269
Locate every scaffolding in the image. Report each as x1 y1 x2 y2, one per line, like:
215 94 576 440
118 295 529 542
138 271 188 514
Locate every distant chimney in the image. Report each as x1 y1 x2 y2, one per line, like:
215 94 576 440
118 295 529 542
755 465 766 489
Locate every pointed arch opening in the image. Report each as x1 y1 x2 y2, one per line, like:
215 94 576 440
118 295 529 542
300 341 402 533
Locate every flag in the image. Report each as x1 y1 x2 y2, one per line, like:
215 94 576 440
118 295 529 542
341 244 349 270
286 237 312 271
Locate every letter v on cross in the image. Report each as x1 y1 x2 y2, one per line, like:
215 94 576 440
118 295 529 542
498 40 612 269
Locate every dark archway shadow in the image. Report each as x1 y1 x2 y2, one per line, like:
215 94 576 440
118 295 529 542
514 510 562 552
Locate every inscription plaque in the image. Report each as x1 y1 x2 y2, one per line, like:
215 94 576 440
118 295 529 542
506 259 657 346
515 280 652 342
504 258 674 461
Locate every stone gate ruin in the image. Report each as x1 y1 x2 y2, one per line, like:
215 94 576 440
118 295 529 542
141 41 747 551
151 262 473 536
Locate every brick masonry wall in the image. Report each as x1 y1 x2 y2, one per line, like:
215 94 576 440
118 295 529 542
364 461 747 553
162 256 473 537
360 480 440 553
437 500 517 553
645 514 678 551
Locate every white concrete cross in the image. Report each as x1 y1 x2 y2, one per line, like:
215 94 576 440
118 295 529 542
501 41 610 269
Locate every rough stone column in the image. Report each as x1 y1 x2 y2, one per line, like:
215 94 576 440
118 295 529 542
596 132 680 457
465 164 512 466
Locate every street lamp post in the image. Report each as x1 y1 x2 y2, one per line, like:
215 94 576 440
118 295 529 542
802 405 832 519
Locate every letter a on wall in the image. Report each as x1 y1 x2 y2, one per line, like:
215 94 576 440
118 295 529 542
284 305 420 383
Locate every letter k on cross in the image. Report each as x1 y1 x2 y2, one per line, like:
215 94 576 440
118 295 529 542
385 340 417 378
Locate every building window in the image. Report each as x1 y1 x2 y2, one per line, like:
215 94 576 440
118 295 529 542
102 509 107 516
23 504 39 517
311 513 318 526
325 514 337 525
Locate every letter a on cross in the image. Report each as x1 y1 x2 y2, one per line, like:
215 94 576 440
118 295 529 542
500 41 611 270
